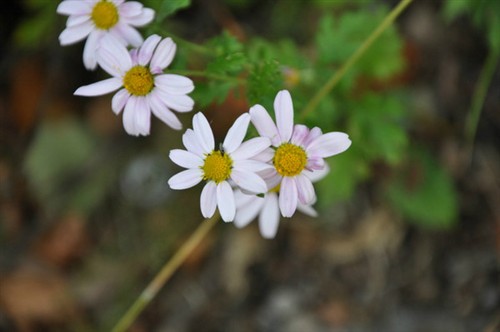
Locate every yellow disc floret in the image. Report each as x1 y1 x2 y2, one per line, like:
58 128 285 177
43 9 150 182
202 151 233 183
123 66 154 96
273 143 307 177
91 1 119 30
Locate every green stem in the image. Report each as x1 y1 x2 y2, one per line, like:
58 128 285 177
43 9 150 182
168 69 245 84
111 214 220 332
300 0 414 120
465 47 499 151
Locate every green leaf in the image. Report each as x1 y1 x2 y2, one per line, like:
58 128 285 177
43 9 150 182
247 60 283 106
385 149 458 229
145 0 191 22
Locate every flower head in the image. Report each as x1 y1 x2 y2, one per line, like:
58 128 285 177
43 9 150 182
250 90 351 217
74 34 194 136
57 0 155 70
168 112 272 222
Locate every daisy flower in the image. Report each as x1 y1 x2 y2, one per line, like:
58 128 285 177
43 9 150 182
233 165 329 239
57 0 155 70
250 90 351 218
168 112 272 222
74 34 195 136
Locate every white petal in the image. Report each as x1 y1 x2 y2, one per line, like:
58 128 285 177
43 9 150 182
122 8 155 26
98 34 132 72
259 193 280 239
122 96 138 135
234 192 264 228
303 126 323 147
168 169 203 190
57 1 91 15
112 23 143 47
297 204 318 218
58 21 93 45
223 113 250 154
279 176 298 218
182 129 204 156
155 90 194 113
291 124 309 146
112 89 130 114
193 113 215 154
252 147 275 163
231 137 271 161
155 74 194 95
217 181 235 222
134 97 151 136
169 149 203 169
66 15 90 27
303 163 330 183
249 104 280 146
230 169 267 194
274 90 294 143
200 182 217 219
295 174 316 205
74 78 122 96
151 37 176 70
233 160 273 173
82 30 103 70
117 1 142 17
307 132 352 158
138 34 161 66
148 92 182 130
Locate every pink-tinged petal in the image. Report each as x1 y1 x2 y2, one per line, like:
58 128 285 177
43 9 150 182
306 156 325 171
249 104 280 146
200 182 217 218
111 0 125 6
259 193 280 239
168 169 203 190
192 113 214 154
148 93 182 130
291 124 309 146
151 37 176 70
307 132 352 158
155 90 194 113
57 1 92 15
138 34 161 66
134 97 151 136
169 149 203 169
234 192 264 228
58 21 93 45
122 8 155 27
274 90 294 143
303 126 323 147
295 174 316 205
231 137 271 161
122 96 138 135
182 129 204 156
98 34 132 71
82 30 103 70
74 78 122 96
217 181 235 222
117 1 142 17
155 74 194 95
252 148 275 163
279 177 298 218
112 89 130 114
112 23 143 47
263 172 282 191
233 160 273 173
297 204 318 218
303 163 330 183
230 170 267 194
66 15 90 27
223 113 250 154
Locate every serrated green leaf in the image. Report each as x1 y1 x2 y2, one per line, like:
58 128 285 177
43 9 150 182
247 60 283 106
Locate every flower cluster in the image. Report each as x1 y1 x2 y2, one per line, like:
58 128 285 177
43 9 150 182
57 1 351 238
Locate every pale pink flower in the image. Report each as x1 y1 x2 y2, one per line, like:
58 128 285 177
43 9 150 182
74 34 194 136
57 0 155 70
168 112 272 222
250 90 351 217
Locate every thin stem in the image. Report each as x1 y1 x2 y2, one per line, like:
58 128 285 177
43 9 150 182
300 0 414 120
111 214 220 332
168 69 245 84
465 47 499 154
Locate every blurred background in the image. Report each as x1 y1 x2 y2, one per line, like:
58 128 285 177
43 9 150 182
0 0 499 331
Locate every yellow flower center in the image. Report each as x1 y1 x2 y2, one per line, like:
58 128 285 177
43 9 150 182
123 66 154 96
202 150 233 183
273 143 307 177
91 1 119 30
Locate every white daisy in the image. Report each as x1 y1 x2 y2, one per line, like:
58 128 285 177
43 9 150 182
57 0 155 70
234 150 330 239
250 90 352 218
168 112 272 222
74 34 194 136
